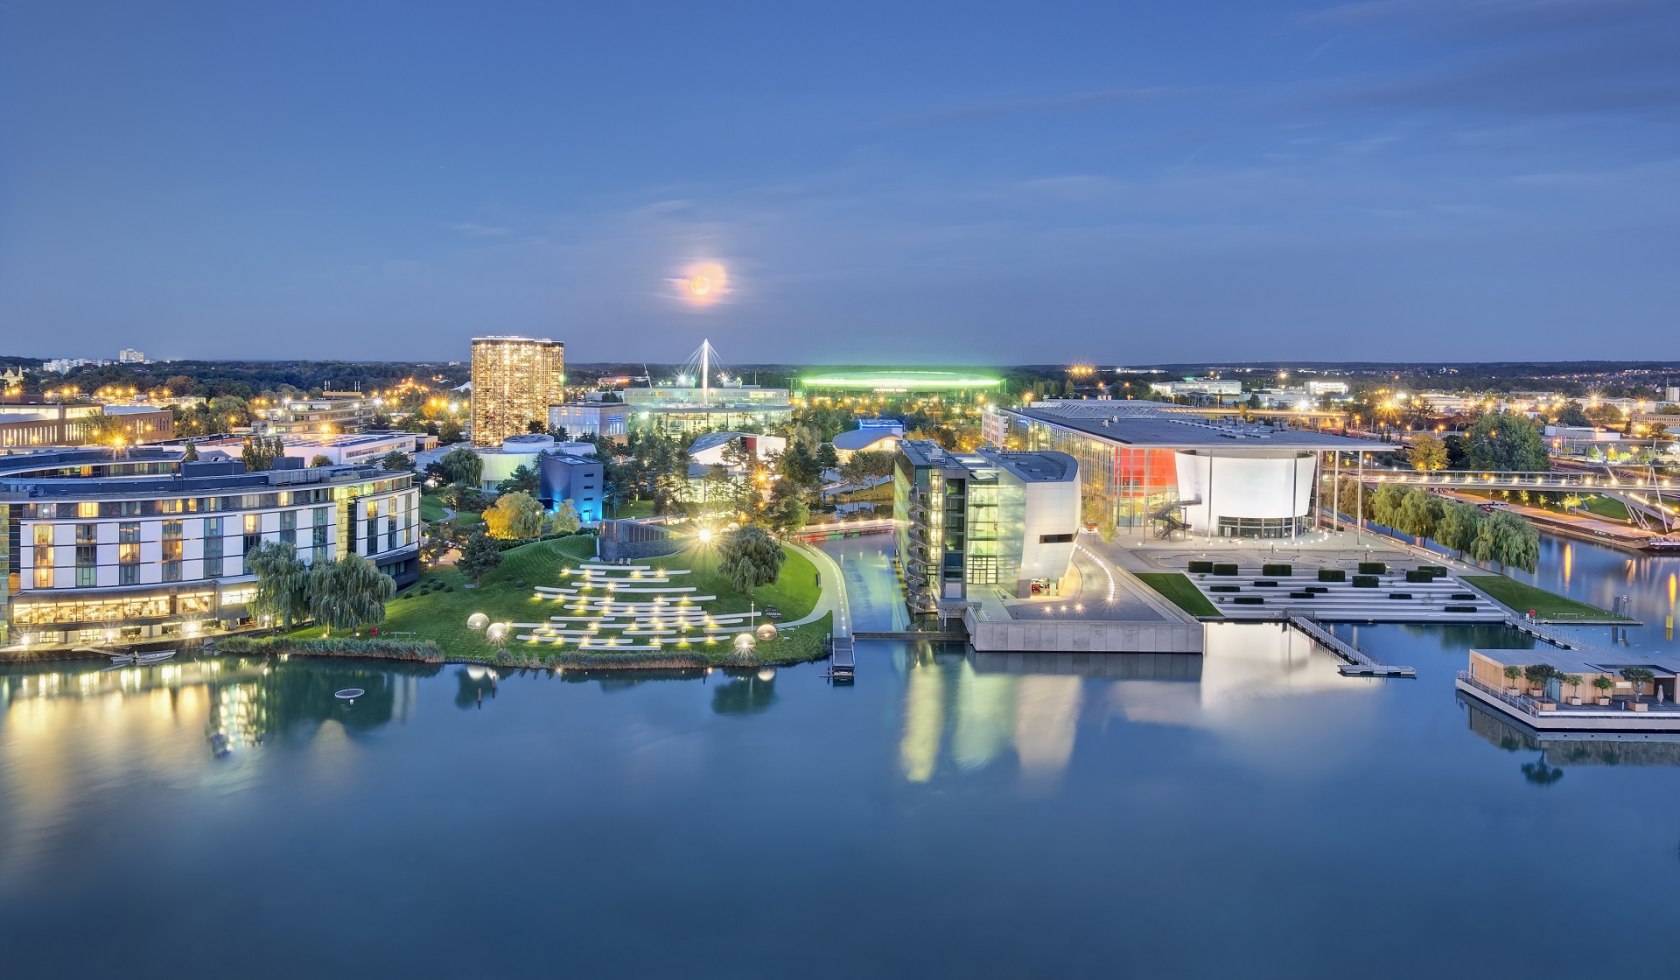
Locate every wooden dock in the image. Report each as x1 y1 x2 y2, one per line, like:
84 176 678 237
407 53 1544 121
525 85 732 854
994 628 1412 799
1287 612 1416 679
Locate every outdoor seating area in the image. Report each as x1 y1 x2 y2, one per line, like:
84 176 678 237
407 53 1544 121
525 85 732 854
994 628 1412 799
513 563 776 652
1458 649 1680 733
1176 558 1504 622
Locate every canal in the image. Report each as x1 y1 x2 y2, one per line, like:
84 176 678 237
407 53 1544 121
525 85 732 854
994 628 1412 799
2 533 1678 978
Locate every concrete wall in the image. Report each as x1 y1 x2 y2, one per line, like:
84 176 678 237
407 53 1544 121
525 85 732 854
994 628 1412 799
965 610 1204 653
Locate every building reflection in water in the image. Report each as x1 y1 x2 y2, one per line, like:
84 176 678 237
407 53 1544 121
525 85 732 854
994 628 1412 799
0 656 428 880
1460 693 1680 783
898 622 1377 784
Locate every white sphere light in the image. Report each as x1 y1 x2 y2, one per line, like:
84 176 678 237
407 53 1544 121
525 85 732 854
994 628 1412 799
756 622 778 641
467 613 490 631
486 622 510 643
733 633 756 654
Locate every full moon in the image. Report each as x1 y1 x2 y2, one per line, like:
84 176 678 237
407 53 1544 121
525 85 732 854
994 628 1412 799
675 261 728 306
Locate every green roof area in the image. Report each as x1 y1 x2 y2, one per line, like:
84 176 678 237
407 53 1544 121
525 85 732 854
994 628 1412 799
797 371 1003 391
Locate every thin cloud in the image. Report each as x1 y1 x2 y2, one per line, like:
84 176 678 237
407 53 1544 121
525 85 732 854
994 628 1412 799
441 222 513 238
878 86 1201 128
1295 0 1670 37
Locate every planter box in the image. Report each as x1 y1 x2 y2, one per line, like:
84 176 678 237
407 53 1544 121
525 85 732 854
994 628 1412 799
1629 701 1650 712
1188 560 1213 574
1262 563 1292 577
1529 688 1546 697
1597 697 1612 706
1569 697 1583 706
1351 575 1379 588
1318 569 1347 583
1358 562 1387 575
1211 563 1240 576
1539 702 1557 712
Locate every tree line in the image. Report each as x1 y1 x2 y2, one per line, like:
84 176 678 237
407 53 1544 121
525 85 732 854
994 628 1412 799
1338 481 1540 573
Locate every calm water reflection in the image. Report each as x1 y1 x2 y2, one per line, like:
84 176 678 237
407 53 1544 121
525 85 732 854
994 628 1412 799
3 536 1680 977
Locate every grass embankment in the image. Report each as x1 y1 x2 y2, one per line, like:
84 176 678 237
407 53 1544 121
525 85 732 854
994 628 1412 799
419 492 483 527
283 535 832 667
1134 572 1223 619
1575 495 1631 522
1461 574 1633 623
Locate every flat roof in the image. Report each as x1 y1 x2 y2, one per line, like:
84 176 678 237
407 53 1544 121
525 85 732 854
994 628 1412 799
1472 648 1680 676
798 371 1002 390
1004 404 1398 452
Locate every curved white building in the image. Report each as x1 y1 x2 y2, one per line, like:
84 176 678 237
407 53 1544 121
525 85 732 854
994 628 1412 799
1173 450 1319 537
989 400 1397 539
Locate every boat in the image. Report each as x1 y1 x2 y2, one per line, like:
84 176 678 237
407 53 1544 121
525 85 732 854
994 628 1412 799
106 650 177 666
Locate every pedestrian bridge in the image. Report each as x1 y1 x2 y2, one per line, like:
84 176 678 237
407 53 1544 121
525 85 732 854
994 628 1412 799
1355 467 1678 532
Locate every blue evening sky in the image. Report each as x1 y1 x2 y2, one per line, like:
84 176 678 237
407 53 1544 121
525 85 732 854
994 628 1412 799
2 0 1676 364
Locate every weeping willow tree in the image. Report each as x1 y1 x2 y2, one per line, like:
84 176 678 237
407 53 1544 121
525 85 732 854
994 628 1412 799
306 554 395 634
248 540 311 629
718 526 785 594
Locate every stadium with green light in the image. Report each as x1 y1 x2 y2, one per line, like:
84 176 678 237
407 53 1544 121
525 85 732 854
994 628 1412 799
796 370 1003 394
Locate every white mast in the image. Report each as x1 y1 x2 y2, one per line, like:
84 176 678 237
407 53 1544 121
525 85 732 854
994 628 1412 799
701 339 710 407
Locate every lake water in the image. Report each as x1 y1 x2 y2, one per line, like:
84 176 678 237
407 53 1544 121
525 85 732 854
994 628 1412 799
3 534 1680 979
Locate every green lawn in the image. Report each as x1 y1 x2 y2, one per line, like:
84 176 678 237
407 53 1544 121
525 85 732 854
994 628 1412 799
293 536 829 665
1576 495 1631 522
610 499 657 519
1461 574 1633 623
1134 572 1223 619
419 492 482 527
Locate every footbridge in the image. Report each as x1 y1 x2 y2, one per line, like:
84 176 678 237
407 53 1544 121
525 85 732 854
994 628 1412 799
1355 467 1679 533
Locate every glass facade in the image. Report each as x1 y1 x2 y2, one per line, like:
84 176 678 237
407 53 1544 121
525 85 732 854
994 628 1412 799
471 336 566 446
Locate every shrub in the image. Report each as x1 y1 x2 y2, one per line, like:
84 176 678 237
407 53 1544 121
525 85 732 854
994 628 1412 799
1405 570 1439 583
215 636 445 662
1352 575 1379 588
1251 580 1278 588
1418 565 1448 576
1233 596 1265 605
1444 604 1478 613
1212 563 1240 576
1306 586 1329 594
1358 562 1387 575
1209 585 1240 593
1388 592 1413 600
1289 591 1315 599
1318 569 1346 583
1262 563 1292 577
1451 592 1476 601
1188 560 1213 574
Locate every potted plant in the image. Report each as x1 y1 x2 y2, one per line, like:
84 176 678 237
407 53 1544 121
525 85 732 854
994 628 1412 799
1523 663 1555 699
1564 674 1584 706
1503 665 1523 695
1622 668 1654 712
1592 676 1614 706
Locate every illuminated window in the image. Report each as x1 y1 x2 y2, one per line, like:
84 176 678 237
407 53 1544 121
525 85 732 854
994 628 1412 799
77 501 99 518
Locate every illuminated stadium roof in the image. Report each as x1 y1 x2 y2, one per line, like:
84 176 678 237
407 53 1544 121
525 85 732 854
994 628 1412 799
797 371 1002 393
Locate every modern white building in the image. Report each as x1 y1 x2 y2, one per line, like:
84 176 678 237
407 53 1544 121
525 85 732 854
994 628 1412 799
0 448 421 650
988 400 1396 538
686 431 786 469
118 349 147 364
894 440 1081 617
416 434 605 522
832 421 905 461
